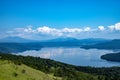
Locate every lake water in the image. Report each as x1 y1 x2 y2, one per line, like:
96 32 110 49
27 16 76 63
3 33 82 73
15 47 120 67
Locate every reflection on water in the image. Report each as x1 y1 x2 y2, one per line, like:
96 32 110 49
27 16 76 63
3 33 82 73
15 47 120 67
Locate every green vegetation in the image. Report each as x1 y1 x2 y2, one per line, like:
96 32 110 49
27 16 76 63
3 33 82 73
0 60 56 80
0 53 120 80
101 52 120 62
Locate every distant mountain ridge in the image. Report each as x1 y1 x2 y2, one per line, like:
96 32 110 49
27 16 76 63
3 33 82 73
38 37 110 47
44 37 79 42
0 43 43 53
0 36 109 43
81 39 120 50
0 37 38 43
0 37 112 53
43 37 110 43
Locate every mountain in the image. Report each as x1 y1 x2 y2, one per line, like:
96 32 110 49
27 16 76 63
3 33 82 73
44 37 79 42
81 39 120 50
0 37 38 43
0 37 110 53
44 37 109 43
0 37 43 53
0 43 43 53
0 37 109 44
39 37 110 47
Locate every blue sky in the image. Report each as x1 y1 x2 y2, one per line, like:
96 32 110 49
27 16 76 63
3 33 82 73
0 0 120 40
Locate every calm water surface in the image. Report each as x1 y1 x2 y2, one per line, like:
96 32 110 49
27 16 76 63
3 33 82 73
15 47 120 67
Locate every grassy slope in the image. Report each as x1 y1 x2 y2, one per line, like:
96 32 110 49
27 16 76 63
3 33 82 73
0 60 99 80
0 60 60 80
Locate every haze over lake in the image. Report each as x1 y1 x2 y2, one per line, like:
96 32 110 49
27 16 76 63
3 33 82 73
14 47 120 67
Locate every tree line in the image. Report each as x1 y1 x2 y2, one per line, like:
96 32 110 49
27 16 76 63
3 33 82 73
0 53 120 80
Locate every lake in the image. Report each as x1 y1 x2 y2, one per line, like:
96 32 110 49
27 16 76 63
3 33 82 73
14 47 120 67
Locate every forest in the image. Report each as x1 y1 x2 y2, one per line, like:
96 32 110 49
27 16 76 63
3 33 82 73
101 52 120 62
0 53 120 80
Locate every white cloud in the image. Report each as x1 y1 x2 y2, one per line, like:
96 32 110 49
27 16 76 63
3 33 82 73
84 27 91 31
108 25 115 31
108 23 120 31
98 26 105 31
115 23 120 30
62 28 83 33
37 26 55 33
24 27 35 32
37 26 63 36
4 22 120 40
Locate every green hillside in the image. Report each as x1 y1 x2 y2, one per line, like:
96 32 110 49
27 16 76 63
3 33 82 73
0 60 58 80
0 53 120 80
0 60 97 80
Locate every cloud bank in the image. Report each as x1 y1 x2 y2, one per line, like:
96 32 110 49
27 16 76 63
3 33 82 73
4 22 120 40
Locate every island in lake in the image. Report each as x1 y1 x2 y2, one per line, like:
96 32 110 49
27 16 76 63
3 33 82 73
101 52 120 62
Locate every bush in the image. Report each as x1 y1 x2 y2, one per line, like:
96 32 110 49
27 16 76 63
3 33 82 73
21 69 26 74
13 72 18 77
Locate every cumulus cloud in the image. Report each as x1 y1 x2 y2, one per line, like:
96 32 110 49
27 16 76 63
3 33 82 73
98 26 105 31
37 26 63 36
62 28 83 33
108 23 120 31
84 27 91 31
3 22 120 40
37 26 56 33
24 27 35 32
115 23 120 30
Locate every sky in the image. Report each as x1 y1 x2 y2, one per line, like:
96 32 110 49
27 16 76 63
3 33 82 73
0 0 120 40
